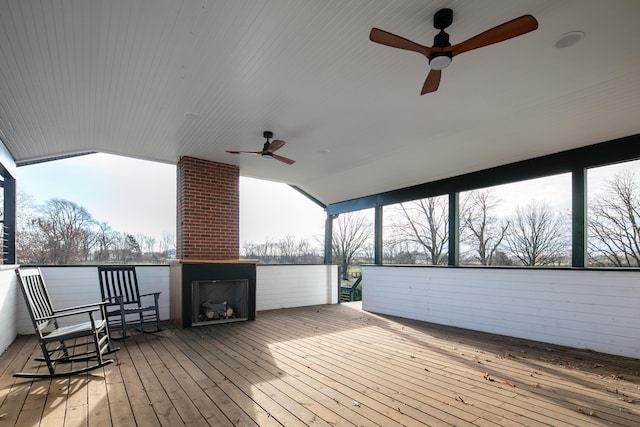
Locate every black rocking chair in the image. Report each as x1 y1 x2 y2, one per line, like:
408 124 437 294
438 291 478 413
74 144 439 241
14 267 118 379
97 265 162 339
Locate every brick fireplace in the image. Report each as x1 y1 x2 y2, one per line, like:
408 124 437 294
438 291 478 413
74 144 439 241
171 156 256 327
176 156 240 260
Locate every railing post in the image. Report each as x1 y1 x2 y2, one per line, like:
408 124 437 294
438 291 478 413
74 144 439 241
448 191 459 266
572 168 587 267
324 214 335 264
374 205 383 264
2 176 15 264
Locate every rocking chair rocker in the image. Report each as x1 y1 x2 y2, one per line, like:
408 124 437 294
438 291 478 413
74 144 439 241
14 267 119 379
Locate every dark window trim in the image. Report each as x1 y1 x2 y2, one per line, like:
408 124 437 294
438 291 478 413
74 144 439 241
326 133 640 215
0 140 16 264
324 133 640 268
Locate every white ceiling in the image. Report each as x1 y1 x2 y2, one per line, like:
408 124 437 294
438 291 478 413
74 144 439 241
1 0 640 206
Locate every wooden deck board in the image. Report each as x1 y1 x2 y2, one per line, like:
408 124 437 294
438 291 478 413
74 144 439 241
2 304 639 426
260 309 585 426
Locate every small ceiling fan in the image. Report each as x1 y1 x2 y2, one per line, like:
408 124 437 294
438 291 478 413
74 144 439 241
226 131 295 165
369 8 538 95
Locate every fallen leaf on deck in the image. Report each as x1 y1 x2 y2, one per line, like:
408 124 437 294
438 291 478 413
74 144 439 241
576 407 597 417
483 373 494 381
455 395 465 403
352 400 360 407
503 380 516 387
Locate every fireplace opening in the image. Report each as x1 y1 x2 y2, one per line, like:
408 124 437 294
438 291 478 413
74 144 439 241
192 279 249 326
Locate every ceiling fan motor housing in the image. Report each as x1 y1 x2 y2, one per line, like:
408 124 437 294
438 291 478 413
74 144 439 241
434 8 453 30
429 9 453 70
262 131 273 151
429 31 452 69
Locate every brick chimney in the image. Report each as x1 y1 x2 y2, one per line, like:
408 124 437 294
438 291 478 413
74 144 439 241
176 156 239 260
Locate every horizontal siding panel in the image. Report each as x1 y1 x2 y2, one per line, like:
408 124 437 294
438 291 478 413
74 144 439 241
17 266 170 334
363 266 640 358
256 265 338 311
0 267 18 354
14 265 337 334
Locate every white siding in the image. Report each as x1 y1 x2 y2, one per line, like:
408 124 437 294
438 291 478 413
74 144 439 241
363 266 640 359
15 265 337 334
256 265 338 311
0 266 18 354
17 266 170 334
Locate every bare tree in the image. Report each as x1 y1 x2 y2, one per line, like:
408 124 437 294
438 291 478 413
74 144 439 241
79 228 97 261
136 233 157 257
278 235 298 263
35 198 95 264
16 191 46 263
16 191 175 264
160 232 175 257
242 235 321 264
243 239 276 262
460 190 509 265
332 211 373 279
505 201 569 266
94 221 116 262
390 196 449 265
383 239 417 264
588 171 640 266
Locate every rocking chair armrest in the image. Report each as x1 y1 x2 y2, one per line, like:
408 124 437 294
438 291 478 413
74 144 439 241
54 301 108 313
139 291 161 298
35 305 103 321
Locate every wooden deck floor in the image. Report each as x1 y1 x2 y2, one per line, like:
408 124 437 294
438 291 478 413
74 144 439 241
1 304 640 426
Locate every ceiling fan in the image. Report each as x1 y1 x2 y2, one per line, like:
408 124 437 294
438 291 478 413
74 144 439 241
369 8 538 95
226 131 295 165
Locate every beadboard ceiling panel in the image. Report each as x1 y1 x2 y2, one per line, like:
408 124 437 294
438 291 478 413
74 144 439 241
1 0 640 205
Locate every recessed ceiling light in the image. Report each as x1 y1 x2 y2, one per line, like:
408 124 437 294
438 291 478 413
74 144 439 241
554 31 584 49
184 112 202 120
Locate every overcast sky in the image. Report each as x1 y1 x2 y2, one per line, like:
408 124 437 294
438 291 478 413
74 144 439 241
15 153 326 248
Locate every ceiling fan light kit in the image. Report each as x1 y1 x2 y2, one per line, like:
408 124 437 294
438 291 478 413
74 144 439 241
429 54 451 70
370 8 538 95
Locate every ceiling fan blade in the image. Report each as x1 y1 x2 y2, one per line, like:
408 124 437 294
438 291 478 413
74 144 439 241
450 15 538 56
421 69 441 95
271 153 296 165
267 139 285 153
226 150 262 155
370 28 432 57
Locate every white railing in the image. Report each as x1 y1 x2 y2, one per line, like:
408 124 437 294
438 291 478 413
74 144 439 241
0 264 338 352
0 266 18 354
363 265 640 359
256 264 338 310
7 263 639 359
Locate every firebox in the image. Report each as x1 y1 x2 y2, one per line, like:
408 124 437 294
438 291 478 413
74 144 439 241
169 260 257 328
192 279 249 325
